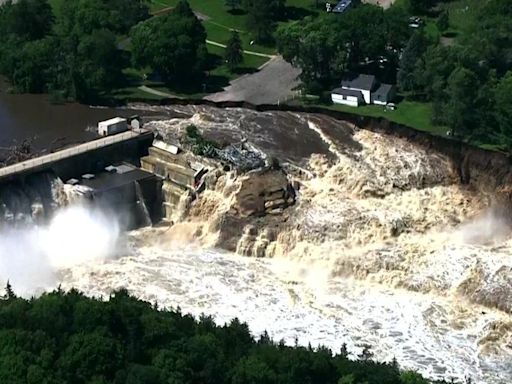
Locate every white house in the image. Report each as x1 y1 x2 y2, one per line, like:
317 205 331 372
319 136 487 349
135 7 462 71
331 74 396 107
331 88 364 107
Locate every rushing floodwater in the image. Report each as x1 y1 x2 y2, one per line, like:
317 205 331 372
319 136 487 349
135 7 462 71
2 102 512 384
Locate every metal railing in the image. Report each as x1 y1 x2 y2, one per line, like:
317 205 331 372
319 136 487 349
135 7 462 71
0 130 147 180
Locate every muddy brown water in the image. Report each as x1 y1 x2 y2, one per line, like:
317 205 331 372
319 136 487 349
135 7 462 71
0 80 169 154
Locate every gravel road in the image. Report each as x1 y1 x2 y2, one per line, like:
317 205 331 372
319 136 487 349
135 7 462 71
204 56 301 105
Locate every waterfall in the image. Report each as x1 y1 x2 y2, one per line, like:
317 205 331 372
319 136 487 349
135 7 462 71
134 181 152 227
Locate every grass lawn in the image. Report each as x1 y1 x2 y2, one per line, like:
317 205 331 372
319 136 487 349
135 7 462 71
437 0 484 43
312 100 449 137
112 44 269 102
149 0 316 55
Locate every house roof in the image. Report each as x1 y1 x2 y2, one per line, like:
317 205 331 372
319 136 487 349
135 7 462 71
333 0 352 13
332 88 363 98
372 83 394 101
341 74 376 91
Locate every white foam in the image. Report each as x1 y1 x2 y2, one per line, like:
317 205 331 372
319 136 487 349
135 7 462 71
57 233 512 384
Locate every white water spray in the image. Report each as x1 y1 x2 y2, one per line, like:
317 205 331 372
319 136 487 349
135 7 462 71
0 205 119 295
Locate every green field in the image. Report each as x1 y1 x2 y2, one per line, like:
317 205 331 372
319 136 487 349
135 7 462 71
312 100 449 137
149 0 317 54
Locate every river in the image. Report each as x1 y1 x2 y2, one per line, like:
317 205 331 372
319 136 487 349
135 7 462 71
1 99 512 384
0 79 171 153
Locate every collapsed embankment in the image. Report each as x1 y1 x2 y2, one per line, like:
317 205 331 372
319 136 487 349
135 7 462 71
129 96 512 192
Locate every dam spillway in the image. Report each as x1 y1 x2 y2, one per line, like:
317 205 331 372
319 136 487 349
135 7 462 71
0 128 162 228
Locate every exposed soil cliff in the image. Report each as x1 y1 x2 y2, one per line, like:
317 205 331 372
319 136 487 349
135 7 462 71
133 98 512 193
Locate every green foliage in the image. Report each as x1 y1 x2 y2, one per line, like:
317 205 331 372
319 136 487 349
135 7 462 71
131 0 207 85
397 30 428 93
436 11 449 32
0 0 54 40
400 370 430 384
0 287 440 384
277 4 410 93
225 0 242 11
445 67 478 137
185 125 220 157
225 30 244 71
392 0 512 147
242 0 285 43
495 71 512 151
405 0 433 15
0 0 149 102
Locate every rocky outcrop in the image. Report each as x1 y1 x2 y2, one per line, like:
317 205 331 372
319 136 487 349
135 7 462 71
173 167 296 255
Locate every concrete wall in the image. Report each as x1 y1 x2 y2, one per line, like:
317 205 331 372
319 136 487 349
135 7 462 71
0 131 154 186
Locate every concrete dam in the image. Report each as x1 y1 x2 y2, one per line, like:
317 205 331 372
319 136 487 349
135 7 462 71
0 123 206 229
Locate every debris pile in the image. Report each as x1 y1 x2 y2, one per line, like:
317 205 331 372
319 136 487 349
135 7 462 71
215 142 265 172
0 139 33 167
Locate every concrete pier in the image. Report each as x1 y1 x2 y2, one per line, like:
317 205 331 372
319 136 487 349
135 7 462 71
0 129 154 183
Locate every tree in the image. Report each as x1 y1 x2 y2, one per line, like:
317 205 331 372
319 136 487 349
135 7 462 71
4 281 16 300
400 370 429 384
0 0 54 41
437 11 449 32
445 66 479 137
107 0 149 34
131 0 207 84
244 0 277 43
11 37 55 93
385 5 411 51
407 0 433 15
0 289 433 384
225 30 244 70
495 71 512 151
73 29 124 100
397 31 428 93
225 0 242 12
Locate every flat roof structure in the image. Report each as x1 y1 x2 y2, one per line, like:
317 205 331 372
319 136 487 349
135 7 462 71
79 165 155 193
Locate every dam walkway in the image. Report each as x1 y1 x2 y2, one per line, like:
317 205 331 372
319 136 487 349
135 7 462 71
0 129 152 182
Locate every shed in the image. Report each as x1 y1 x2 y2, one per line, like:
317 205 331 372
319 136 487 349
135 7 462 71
98 117 128 137
372 83 396 105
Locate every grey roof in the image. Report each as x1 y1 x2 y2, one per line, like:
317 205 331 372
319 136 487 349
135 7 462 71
333 0 352 13
332 88 363 98
372 83 394 101
341 74 376 91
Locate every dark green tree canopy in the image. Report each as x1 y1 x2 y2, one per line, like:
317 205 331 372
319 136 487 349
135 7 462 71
0 0 148 102
277 4 408 92
0 286 438 384
131 2 208 84
225 30 244 71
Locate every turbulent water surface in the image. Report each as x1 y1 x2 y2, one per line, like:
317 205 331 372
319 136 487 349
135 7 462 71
2 105 512 384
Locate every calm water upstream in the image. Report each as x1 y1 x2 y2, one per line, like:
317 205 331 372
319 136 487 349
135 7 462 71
0 79 168 153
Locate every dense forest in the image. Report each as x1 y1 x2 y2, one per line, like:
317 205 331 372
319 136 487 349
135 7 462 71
0 0 287 102
0 285 441 384
396 0 512 148
0 0 151 102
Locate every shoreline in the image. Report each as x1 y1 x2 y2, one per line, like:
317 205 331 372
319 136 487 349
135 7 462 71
126 97 512 192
